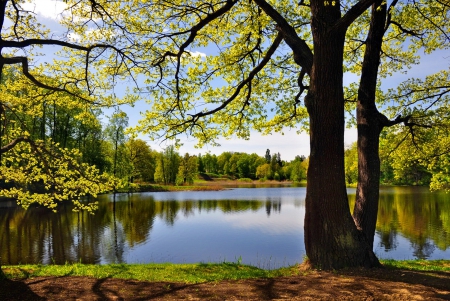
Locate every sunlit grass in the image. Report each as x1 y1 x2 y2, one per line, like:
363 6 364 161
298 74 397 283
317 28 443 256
380 259 450 272
3 262 300 283
4 260 449 283
126 184 224 192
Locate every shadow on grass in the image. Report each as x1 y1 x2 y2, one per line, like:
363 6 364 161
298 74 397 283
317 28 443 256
344 266 450 292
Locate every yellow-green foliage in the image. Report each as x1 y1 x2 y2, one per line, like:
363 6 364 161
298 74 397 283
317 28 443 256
0 131 117 212
0 67 118 212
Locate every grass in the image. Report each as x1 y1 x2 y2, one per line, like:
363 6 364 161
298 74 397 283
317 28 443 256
125 184 224 192
237 178 253 182
380 259 450 272
2 262 299 283
3 260 450 283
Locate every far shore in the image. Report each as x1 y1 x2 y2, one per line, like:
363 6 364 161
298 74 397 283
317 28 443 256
0 180 433 203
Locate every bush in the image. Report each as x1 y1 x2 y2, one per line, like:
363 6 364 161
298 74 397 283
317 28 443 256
273 172 281 181
238 178 252 182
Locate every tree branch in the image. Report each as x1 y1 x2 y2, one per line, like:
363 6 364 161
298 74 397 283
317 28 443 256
164 33 284 139
172 0 239 102
389 20 424 37
333 0 377 33
0 136 30 153
414 0 450 43
380 113 432 130
252 0 313 74
1 56 96 103
384 0 399 32
191 33 283 119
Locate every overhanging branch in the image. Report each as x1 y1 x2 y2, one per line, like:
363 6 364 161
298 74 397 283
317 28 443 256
333 0 377 33
163 32 284 139
1 56 96 104
252 0 313 74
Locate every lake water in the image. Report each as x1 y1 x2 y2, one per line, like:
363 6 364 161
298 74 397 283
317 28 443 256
1 186 449 268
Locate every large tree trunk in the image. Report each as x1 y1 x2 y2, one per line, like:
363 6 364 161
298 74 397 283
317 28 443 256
353 1 387 248
304 1 380 269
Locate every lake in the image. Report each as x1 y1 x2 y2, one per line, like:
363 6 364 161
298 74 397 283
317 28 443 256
1 186 449 268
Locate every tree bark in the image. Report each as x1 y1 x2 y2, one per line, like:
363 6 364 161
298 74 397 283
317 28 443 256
353 0 387 249
304 1 380 269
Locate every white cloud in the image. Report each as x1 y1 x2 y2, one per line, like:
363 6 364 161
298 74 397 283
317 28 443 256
344 128 357 147
22 0 102 23
186 51 207 58
22 0 68 20
67 32 81 42
67 28 118 43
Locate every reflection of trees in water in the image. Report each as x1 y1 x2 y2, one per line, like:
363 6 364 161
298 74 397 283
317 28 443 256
376 194 399 252
115 196 157 245
7 188 449 264
0 195 284 265
412 239 436 260
265 199 282 217
71 207 108 264
101 196 126 264
376 229 398 251
375 187 450 258
154 200 180 226
0 201 109 264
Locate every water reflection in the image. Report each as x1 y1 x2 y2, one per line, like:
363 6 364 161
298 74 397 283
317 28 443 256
371 186 450 259
1 186 449 267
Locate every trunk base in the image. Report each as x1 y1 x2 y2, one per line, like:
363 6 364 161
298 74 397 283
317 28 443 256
0 267 6 281
308 245 381 270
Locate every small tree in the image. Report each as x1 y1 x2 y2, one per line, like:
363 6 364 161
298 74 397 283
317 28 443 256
126 139 156 183
290 160 307 182
154 146 180 185
265 149 271 163
256 163 271 180
344 143 358 185
176 153 198 185
105 110 130 185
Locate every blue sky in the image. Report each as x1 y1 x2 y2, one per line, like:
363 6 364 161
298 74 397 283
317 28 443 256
15 0 449 160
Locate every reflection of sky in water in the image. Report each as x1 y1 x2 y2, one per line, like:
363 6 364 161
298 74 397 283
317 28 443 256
116 189 306 269
136 187 306 202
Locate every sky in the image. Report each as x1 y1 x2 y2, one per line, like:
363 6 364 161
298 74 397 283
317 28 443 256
14 0 450 160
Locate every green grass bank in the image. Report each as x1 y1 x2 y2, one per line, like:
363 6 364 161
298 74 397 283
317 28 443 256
3 260 450 283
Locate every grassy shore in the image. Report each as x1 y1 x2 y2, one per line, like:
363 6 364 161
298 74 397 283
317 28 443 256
120 178 301 193
3 262 297 282
121 183 226 192
3 260 450 283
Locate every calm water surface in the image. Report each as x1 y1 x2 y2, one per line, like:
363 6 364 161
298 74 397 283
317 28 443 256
1 186 449 268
